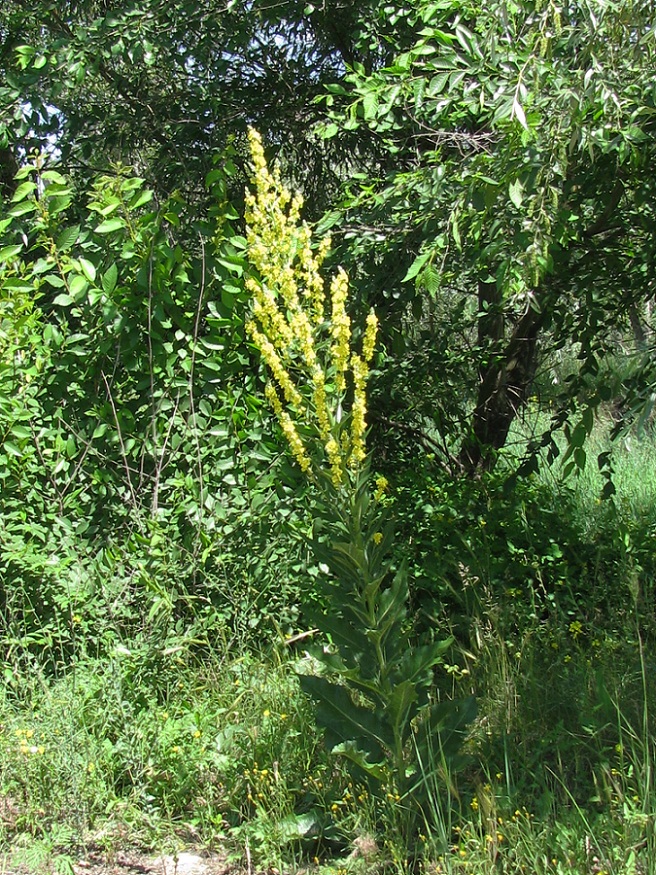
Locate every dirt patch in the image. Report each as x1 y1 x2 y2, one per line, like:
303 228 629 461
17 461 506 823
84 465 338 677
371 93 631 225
73 849 234 875
2 847 239 875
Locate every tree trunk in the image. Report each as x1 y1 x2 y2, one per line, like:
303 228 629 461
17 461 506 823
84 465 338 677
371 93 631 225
0 146 18 201
459 297 544 474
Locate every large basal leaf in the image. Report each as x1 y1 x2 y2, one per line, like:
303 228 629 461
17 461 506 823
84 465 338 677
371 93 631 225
303 607 371 664
387 679 419 745
298 674 393 756
332 740 388 782
390 639 453 690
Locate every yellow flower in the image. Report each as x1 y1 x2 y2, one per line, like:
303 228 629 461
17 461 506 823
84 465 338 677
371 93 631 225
372 532 383 545
325 437 344 487
312 366 331 442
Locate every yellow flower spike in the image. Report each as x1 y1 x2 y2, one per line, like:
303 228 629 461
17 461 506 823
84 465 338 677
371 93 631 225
374 475 388 500
248 324 304 410
349 353 369 467
362 311 378 363
329 269 351 396
325 437 344 487
245 129 377 482
312 367 331 443
265 383 311 473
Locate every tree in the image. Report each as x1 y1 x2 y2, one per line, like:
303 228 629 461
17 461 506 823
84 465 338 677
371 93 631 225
319 0 656 473
0 0 389 212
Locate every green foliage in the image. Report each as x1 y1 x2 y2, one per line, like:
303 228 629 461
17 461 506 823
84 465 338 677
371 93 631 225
0 156 311 666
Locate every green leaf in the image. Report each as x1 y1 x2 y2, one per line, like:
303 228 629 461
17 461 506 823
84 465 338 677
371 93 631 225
11 181 36 202
10 425 32 440
41 170 67 184
69 275 88 301
362 90 379 120
331 740 388 781
512 98 528 130
55 225 80 251
95 217 126 234
78 258 96 282
299 675 393 755
8 201 37 217
3 440 21 457
0 244 23 262
387 680 419 743
102 263 118 295
402 250 431 282
508 178 524 208
129 189 154 210
421 264 441 295
393 639 453 689
52 293 73 307
43 274 66 288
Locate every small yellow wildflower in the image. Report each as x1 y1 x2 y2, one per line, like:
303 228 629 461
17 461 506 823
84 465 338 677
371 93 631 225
374 475 388 500
569 620 583 639
372 532 383 545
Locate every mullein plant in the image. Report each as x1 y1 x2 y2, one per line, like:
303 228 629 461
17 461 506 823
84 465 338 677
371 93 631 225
244 128 475 863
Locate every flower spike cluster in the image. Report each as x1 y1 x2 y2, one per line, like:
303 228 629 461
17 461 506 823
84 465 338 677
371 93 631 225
244 127 378 486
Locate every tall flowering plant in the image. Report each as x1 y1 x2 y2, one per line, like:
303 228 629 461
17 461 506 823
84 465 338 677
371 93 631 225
244 127 377 487
244 130 475 865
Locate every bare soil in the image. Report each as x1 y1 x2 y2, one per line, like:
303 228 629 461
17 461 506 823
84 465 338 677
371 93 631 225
2 847 240 875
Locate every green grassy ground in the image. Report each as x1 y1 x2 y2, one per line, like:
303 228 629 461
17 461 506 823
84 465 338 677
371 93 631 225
1 420 655 874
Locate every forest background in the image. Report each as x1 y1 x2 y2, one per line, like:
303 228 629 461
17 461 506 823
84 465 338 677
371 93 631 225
0 1 655 873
